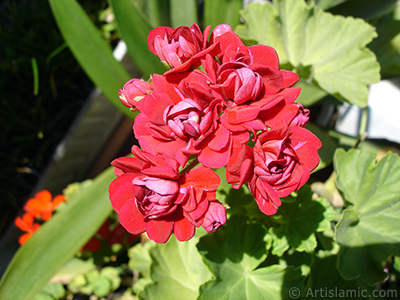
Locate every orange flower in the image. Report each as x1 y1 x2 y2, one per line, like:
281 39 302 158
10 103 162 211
14 214 41 245
23 190 67 221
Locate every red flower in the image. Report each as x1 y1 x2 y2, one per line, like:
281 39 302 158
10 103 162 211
112 23 322 230
133 74 231 168
148 24 220 74
228 124 321 215
109 146 225 243
14 214 41 245
23 190 67 221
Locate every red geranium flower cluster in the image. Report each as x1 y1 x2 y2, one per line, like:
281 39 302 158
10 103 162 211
14 190 67 245
109 24 321 243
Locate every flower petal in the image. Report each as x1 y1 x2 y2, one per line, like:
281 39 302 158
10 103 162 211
146 218 174 243
109 174 139 213
118 200 146 235
180 166 220 191
173 217 195 241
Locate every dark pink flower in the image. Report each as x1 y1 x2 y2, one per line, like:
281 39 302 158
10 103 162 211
290 103 310 127
227 123 321 215
109 147 225 243
133 73 232 168
209 24 245 59
249 125 321 215
119 79 154 109
202 201 227 233
148 24 219 74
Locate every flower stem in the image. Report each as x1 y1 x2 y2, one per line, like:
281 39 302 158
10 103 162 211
179 156 200 176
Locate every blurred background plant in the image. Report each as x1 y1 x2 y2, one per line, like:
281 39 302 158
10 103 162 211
1 0 400 300
0 0 120 236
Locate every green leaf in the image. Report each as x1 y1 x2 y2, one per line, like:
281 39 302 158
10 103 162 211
334 149 400 285
170 0 198 27
306 123 339 172
48 0 131 117
110 0 166 77
203 0 242 29
310 0 348 10
35 283 65 300
51 257 96 283
236 0 380 107
308 255 382 300
328 0 398 20
128 241 156 278
92 276 112 297
369 6 400 78
394 256 400 273
197 215 304 300
148 0 171 27
269 186 335 255
139 237 211 300
0 168 115 300
294 79 327 106
101 267 121 291
214 167 232 206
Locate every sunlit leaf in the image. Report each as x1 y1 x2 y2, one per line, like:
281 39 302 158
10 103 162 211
128 241 156 278
236 0 380 107
334 149 400 285
139 237 211 300
197 215 304 300
269 186 335 255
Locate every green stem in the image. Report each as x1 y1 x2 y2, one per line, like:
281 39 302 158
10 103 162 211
179 157 200 176
31 58 39 96
355 107 368 148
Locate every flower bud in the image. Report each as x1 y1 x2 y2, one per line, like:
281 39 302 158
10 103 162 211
119 79 154 109
202 201 227 233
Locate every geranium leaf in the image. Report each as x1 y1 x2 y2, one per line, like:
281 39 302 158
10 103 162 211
128 241 156 278
197 215 304 300
139 237 211 300
269 185 335 255
327 0 398 20
306 123 339 172
394 257 400 273
334 149 400 285
310 0 348 10
236 0 380 107
369 6 400 78
308 254 382 299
